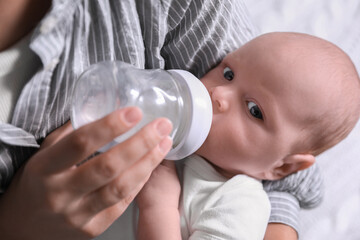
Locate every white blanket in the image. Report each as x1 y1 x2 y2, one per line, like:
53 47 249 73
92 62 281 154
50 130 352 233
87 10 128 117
243 1 360 239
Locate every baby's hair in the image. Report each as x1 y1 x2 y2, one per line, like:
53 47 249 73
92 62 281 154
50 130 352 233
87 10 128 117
305 97 360 156
300 41 360 156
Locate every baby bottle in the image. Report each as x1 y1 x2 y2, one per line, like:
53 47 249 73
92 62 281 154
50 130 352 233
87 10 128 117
70 61 212 160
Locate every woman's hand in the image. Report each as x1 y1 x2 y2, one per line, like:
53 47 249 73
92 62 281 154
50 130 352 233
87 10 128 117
0 107 173 240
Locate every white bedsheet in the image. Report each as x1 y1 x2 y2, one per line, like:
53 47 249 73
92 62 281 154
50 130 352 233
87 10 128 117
243 1 360 239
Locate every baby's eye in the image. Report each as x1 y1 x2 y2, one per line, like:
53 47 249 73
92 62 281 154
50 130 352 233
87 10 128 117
247 101 263 120
223 67 234 81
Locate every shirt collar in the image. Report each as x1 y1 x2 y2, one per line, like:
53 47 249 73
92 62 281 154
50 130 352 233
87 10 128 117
29 0 81 67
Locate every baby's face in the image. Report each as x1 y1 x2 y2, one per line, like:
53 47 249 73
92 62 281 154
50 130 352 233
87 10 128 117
196 36 338 179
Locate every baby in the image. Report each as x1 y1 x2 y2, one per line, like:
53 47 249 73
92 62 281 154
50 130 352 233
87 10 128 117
136 32 360 239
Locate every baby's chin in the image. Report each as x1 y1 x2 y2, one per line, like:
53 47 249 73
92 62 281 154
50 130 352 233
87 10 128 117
194 137 211 158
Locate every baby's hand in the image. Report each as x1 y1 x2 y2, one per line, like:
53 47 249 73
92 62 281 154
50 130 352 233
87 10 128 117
136 160 181 210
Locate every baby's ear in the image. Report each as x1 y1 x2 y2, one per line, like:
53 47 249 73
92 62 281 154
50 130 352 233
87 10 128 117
270 154 315 180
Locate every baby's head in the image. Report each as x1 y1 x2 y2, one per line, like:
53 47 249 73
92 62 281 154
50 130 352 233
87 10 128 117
196 32 360 180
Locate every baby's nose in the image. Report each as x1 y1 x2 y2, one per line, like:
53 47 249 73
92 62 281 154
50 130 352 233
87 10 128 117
210 87 230 113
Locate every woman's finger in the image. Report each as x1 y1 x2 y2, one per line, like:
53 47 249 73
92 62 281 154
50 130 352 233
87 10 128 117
38 107 143 174
74 136 172 219
40 122 73 150
64 118 173 195
80 187 142 238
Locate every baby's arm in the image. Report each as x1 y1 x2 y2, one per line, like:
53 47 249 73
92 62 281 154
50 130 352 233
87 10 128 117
264 223 298 240
136 160 181 240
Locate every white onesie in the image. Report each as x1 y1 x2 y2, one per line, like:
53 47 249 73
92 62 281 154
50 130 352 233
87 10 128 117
179 155 271 240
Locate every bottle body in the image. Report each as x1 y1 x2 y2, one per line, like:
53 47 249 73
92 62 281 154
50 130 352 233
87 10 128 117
71 61 212 160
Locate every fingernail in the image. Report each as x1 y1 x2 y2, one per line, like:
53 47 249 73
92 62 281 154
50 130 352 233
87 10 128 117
156 119 172 137
123 108 142 124
159 137 173 154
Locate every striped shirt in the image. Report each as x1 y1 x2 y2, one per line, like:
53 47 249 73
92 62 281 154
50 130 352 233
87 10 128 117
0 0 322 233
